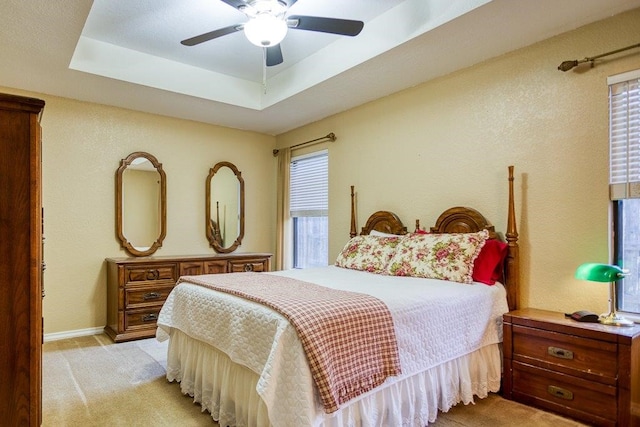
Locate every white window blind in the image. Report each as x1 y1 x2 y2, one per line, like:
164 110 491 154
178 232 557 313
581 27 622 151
609 70 640 200
290 152 328 217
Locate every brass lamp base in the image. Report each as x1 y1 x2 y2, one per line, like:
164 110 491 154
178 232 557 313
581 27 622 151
599 312 635 327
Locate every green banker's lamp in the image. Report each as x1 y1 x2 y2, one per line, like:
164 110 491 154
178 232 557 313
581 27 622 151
575 263 634 327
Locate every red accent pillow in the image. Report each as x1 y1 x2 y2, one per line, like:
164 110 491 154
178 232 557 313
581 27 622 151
472 239 508 285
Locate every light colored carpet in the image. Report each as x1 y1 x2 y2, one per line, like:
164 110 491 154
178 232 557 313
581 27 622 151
43 334 587 426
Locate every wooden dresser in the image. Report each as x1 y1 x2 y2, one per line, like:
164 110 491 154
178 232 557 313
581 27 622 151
503 308 640 426
105 253 272 342
0 93 45 426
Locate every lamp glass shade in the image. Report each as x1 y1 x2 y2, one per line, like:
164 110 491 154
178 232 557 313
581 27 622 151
575 263 626 282
574 263 634 326
244 14 287 47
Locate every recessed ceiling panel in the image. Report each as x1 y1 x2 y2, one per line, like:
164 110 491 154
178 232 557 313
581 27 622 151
69 0 489 109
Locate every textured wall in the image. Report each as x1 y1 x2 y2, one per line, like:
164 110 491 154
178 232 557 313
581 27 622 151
276 8 640 314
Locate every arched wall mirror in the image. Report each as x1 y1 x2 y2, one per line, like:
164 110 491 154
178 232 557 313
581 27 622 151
116 151 166 257
206 161 244 253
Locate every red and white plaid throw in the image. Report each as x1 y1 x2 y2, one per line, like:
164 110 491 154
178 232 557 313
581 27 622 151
177 272 402 413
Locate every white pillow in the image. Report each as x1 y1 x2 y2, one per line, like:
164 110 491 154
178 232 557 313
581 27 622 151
369 229 402 237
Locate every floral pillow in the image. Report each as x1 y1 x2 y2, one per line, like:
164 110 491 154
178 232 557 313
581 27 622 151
386 229 489 283
335 235 402 274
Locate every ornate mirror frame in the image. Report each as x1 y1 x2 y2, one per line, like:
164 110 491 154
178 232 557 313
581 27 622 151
206 161 245 253
116 151 167 257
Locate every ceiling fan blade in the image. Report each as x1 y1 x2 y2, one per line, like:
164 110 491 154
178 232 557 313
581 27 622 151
181 25 242 46
266 45 283 67
287 15 364 36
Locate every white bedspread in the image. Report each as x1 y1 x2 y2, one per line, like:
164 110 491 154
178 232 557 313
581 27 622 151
157 266 508 427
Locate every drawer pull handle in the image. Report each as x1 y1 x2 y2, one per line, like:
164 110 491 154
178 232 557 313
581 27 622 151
146 269 160 280
548 346 573 360
143 292 161 300
142 313 158 322
244 263 254 272
548 385 574 400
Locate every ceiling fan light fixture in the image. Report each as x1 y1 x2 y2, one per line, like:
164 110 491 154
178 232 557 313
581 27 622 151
243 0 286 17
181 0 366 68
244 13 288 47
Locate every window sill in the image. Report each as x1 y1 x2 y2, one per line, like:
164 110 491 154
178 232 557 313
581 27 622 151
617 311 640 324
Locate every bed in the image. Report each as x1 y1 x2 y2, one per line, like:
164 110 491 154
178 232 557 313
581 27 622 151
156 166 520 427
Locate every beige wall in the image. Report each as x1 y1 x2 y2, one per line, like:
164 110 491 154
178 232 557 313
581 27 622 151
276 8 640 315
0 88 276 334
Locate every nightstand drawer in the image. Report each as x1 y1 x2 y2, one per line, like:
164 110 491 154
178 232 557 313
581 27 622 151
124 263 177 285
512 324 617 379
513 361 617 425
125 285 173 309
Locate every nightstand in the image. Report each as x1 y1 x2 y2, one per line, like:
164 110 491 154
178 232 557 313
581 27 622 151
503 308 640 427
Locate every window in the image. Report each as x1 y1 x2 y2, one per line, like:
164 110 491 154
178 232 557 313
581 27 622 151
610 70 640 315
289 151 328 268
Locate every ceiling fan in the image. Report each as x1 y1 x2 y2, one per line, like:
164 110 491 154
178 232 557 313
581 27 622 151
181 0 364 67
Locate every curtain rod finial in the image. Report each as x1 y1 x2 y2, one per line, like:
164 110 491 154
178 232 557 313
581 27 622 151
558 60 578 71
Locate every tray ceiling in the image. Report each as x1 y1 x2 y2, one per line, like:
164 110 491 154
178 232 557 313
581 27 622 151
1 0 638 135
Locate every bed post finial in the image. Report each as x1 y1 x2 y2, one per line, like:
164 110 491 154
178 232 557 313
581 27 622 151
350 186 357 238
505 165 520 311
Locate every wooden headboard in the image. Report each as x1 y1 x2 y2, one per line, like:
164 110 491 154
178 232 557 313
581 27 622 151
349 166 520 311
358 210 407 236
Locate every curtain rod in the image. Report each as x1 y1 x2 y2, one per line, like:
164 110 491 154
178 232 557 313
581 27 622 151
558 42 640 72
272 132 336 156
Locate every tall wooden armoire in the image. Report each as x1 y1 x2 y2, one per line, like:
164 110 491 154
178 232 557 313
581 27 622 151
0 93 45 426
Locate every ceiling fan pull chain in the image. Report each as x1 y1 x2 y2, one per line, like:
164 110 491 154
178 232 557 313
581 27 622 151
262 47 268 94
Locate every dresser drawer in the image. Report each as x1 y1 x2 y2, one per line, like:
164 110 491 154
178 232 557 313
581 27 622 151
125 284 173 309
512 361 617 425
180 261 204 276
228 259 268 273
124 308 162 330
512 324 617 379
124 263 177 285
204 260 228 274
179 260 229 275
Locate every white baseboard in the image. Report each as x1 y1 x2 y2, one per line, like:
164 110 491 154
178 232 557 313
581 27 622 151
44 326 105 342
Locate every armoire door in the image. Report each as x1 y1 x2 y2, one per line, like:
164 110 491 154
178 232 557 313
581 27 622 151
0 92 45 426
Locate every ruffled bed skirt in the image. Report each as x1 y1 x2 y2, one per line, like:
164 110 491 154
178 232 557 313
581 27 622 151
165 329 502 427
